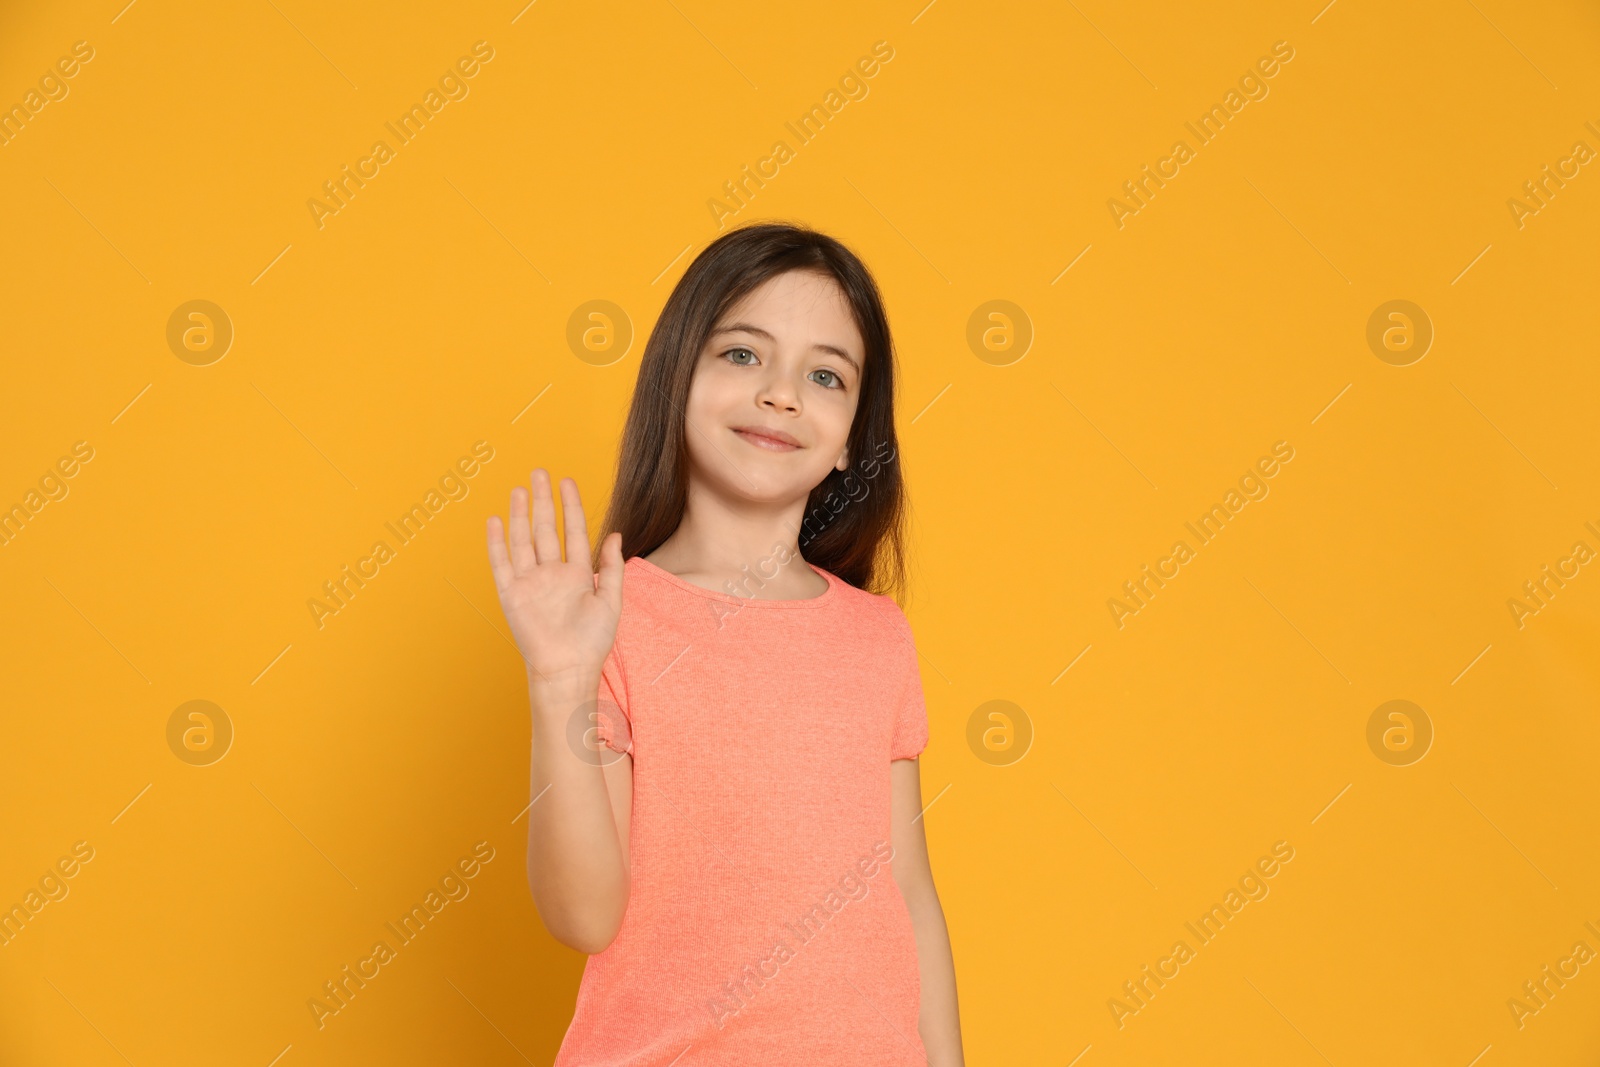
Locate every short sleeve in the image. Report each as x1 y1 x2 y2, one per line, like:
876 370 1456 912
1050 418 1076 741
888 605 929 761
593 638 633 756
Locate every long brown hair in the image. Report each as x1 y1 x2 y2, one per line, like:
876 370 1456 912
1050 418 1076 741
593 220 910 602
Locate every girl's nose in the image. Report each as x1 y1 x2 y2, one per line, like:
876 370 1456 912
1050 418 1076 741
754 373 801 411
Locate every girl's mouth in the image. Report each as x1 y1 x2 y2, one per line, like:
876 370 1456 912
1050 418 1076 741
731 428 802 452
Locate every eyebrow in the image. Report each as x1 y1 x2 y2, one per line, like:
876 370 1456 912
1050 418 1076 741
710 322 861 376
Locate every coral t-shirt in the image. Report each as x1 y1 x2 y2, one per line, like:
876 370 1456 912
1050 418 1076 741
550 553 931 1066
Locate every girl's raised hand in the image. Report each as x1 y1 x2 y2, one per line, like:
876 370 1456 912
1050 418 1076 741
485 469 624 686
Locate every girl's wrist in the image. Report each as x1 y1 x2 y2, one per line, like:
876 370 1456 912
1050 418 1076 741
526 665 601 701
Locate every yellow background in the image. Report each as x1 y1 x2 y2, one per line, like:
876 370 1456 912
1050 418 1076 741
2 0 1597 1063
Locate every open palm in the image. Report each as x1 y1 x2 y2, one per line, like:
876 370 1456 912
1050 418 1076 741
485 469 624 685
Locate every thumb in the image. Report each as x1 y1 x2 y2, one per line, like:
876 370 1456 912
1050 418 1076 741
595 531 625 610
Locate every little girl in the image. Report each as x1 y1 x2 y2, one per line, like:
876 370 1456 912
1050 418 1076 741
485 222 964 1065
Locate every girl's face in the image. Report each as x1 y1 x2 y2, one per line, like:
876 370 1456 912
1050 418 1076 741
683 268 864 507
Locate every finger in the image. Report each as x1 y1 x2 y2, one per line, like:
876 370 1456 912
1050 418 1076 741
530 468 562 565
485 515 513 587
595 531 625 612
507 485 535 574
560 477 590 570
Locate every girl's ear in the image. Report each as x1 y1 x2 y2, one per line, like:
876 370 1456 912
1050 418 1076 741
836 449 849 471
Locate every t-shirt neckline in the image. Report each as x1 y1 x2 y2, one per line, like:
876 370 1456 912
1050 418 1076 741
627 554 840 608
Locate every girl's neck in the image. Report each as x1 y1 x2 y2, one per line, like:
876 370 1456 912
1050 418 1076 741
643 511 825 601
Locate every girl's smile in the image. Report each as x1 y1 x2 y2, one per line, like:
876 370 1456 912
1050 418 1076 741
731 425 804 451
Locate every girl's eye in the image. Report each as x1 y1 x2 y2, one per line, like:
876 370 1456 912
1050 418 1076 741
721 346 845 390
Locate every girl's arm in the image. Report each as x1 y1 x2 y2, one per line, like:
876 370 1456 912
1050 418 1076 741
890 757 965 1066
524 668 631 953
487 471 632 955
